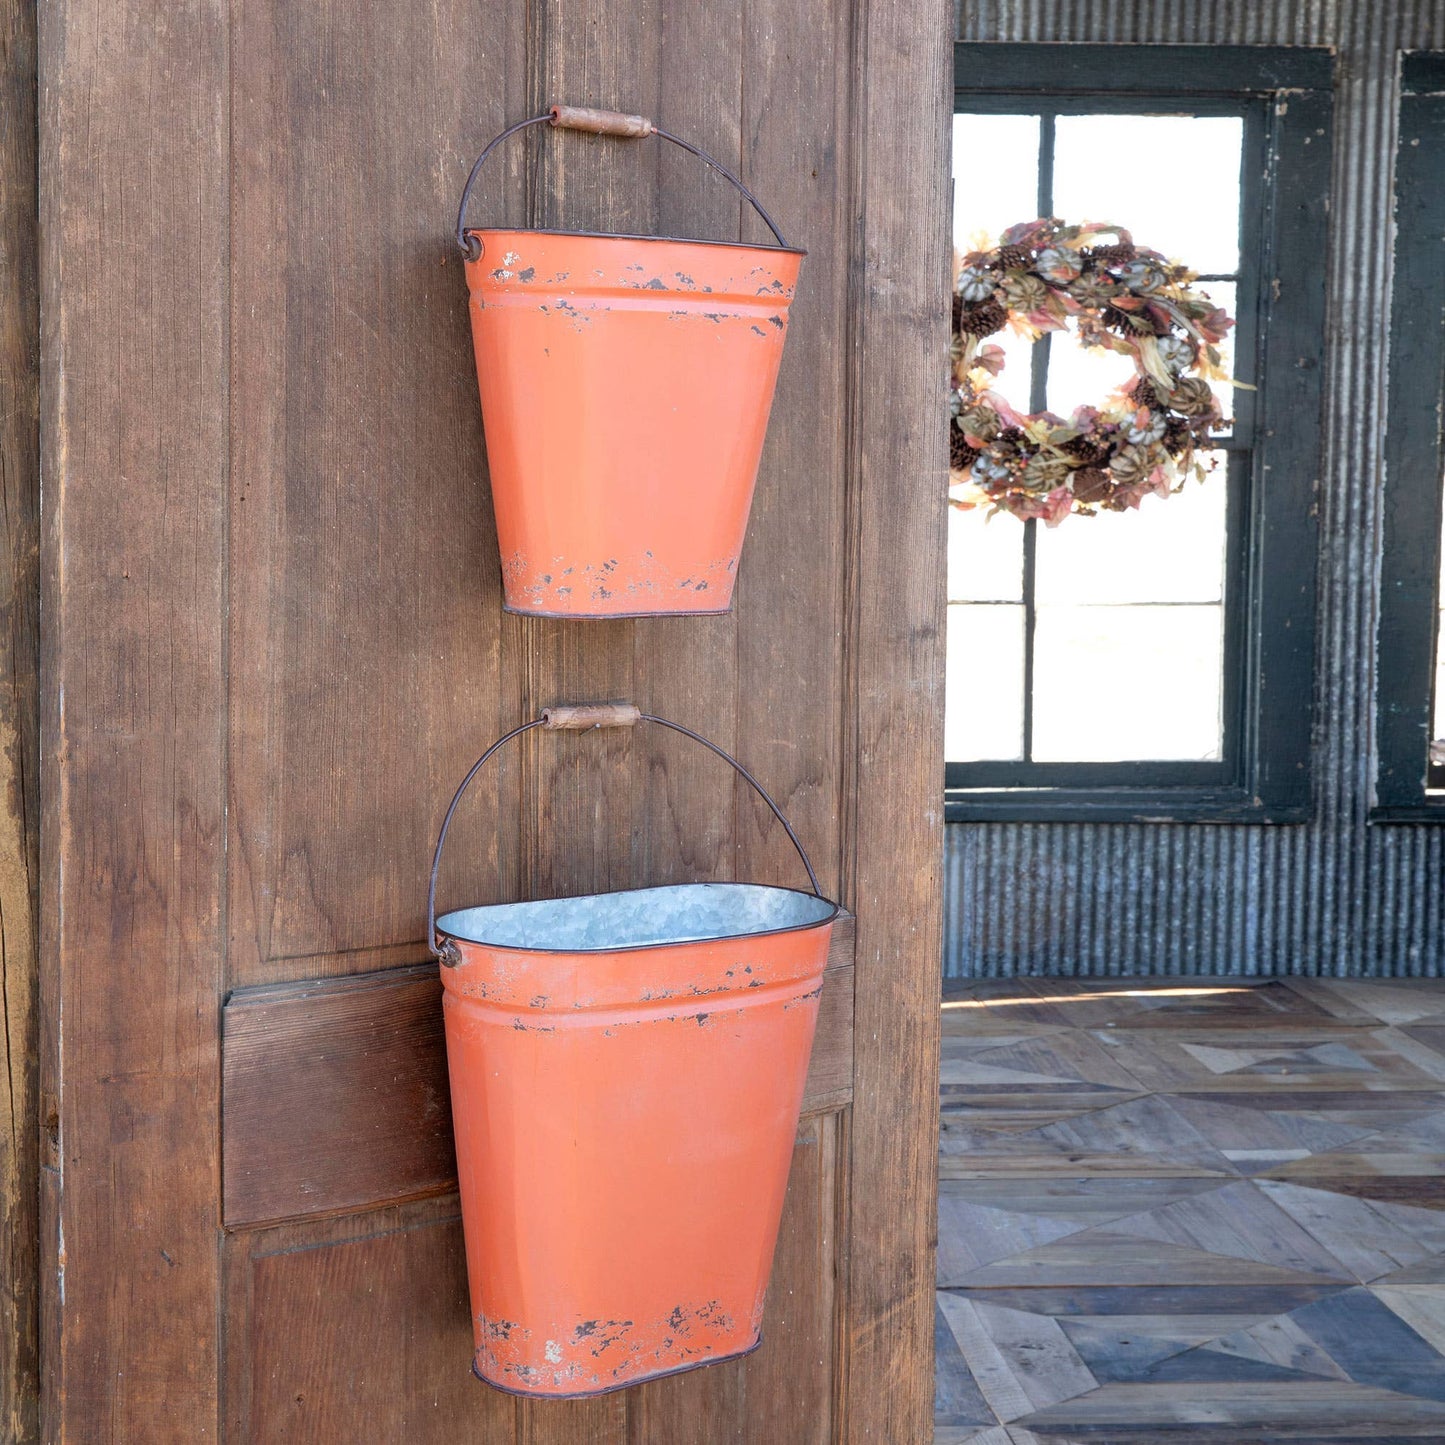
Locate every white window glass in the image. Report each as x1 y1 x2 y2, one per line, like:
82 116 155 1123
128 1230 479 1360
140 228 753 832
952 114 1040 251
1035 472 1227 606
1032 604 1225 762
947 109 1244 774
1052 115 1243 274
949 506 1025 603
946 604 1026 761
1045 328 1137 420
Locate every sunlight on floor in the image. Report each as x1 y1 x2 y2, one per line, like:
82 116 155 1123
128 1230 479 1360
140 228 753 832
942 985 1253 1010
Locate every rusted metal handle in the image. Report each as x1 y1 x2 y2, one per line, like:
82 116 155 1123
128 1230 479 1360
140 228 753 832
542 702 641 730
453 106 792 258
549 104 653 138
427 707 823 965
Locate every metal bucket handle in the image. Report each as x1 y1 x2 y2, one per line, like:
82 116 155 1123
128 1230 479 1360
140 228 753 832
454 104 792 260
428 703 824 967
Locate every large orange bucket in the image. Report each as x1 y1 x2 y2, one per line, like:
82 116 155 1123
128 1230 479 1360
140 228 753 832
455 106 805 618
427 704 839 1397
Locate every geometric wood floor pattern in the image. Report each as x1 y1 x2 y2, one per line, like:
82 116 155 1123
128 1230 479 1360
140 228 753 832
936 977 1445 1443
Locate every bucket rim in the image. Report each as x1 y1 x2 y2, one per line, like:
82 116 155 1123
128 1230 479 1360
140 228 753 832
436 880 841 957
462 225 808 260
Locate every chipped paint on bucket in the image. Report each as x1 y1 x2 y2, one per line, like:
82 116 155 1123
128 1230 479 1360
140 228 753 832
437 881 837 1397
463 229 803 618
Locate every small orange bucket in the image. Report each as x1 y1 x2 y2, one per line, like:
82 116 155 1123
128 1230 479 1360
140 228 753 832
427 703 838 1397
454 106 804 618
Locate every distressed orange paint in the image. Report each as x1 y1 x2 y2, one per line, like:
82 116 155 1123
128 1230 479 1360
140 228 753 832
428 709 838 1397
437 903 835 1396
462 229 803 618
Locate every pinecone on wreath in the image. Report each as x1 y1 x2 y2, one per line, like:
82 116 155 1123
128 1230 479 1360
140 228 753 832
1072 468 1113 505
1091 241 1137 268
957 299 1008 338
951 428 980 470
991 244 1033 271
1103 304 1149 335
1062 434 1111 466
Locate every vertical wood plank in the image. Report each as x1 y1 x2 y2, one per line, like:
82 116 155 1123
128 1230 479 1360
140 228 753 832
226 1201 515 1442
227 0 529 988
0 0 39 1431
38 0 228 1434
735 0 852 900
843 0 950 1438
629 0 742 898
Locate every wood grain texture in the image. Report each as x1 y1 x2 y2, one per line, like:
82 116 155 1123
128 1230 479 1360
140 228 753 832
937 978 1445 1440
0 0 39 1431
221 917 856 1229
38 0 228 1434
42 0 946 1431
223 1197 516 1441
226 0 527 985
843 0 951 1439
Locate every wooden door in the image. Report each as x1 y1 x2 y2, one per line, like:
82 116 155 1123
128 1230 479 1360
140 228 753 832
37 1 948 1439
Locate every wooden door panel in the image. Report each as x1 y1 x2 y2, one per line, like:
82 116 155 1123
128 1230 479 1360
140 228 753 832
227 0 527 984
42 0 947 1434
224 1200 515 1441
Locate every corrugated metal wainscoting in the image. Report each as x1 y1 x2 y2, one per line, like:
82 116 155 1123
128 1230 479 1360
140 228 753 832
946 0 1445 979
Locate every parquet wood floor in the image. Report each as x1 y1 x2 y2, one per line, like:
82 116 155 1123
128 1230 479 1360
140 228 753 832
936 978 1445 1443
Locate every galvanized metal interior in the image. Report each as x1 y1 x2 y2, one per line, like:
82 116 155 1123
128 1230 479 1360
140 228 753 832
439 882 838 952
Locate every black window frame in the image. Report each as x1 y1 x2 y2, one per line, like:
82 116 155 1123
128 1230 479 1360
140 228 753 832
1374 53 1445 823
947 43 1332 825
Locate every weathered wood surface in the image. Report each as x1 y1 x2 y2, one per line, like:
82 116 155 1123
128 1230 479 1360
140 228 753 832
845 0 951 1439
221 917 856 1228
38 0 228 1435
43 0 946 1434
937 978 1445 1441
0 0 39 1432
226 0 525 988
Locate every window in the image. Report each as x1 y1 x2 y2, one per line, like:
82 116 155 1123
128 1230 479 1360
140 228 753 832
1375 54 1445 820
946 45 1331 823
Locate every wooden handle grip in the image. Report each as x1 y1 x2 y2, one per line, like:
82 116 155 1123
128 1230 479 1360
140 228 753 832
548 104 653 138
541 703 642 731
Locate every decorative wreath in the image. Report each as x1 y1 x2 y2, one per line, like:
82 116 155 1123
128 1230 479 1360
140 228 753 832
950 218 1240 525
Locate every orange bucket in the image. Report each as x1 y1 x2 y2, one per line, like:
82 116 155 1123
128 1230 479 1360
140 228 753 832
454 106 804 618
427 704 839 1397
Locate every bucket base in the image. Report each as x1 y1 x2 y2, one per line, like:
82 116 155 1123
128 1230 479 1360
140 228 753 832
501 601 735 621
471 1333 763 1400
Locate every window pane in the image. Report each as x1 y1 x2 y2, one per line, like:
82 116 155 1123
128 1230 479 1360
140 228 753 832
949 505 1025 603
1032 604 1225 761
1052 115 1243 274
952 113 1041 250
946 604 1026 761
1035 468 1227 605
1045 325 1136 420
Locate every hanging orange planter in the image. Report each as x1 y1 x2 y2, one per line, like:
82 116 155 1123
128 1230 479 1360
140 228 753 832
455 106 804 618
427 703 838 1397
